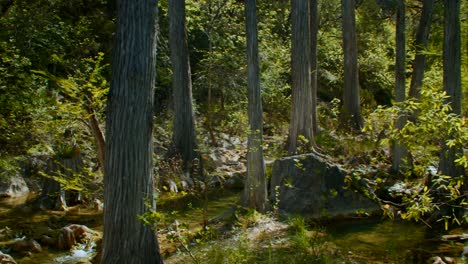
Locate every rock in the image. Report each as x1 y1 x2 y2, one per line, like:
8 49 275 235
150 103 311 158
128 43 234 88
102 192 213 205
0 252 16 264
92 198 104 212
230 137 241 146
463 246 468 257
58 226 76 250
0 174 29 198
67 224 94 241
179 173 194 191
163 179 178 193
11 239 42 253
179 180 190 191
429 256 446 264
269 153 378 218
442 256 454 264
58 224 96 250
208 152 223 168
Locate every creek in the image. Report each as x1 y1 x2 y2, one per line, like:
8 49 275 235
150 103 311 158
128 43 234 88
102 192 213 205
0 191 466 263
329 218 466 263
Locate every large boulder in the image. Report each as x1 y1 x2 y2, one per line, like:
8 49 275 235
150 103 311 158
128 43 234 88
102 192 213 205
269 153 377 218
0 174 29 198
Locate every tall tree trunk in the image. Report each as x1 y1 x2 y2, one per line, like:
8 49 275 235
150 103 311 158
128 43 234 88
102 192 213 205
102 0 162 263
169 0 198 169
206 37 218 147
409 0 434 99
440 0 464 180
341 0 362 130
242 0 267 213
392 0 407 172
288 0 315 154
309 0 319 135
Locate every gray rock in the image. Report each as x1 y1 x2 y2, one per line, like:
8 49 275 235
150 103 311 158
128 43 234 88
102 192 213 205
230 137 241 146
208 152 223 168
0 174 29 198
269 153 378 218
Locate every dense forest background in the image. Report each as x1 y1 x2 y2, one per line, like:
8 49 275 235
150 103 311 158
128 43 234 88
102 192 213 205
0 0 467 262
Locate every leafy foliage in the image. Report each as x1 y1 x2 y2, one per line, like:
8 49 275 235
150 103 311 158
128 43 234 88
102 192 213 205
362 86 467 226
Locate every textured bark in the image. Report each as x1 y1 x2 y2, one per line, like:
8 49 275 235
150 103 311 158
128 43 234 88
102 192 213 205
309 0 319 135
102 0 162 263
392 0 407 172
242 0 267 213
87 109 105 173
341 0 362 130
169 0 197 169
288 0 314 154
39 155 82 210
442 0 461 116
408 0 434 99
440 0 464 180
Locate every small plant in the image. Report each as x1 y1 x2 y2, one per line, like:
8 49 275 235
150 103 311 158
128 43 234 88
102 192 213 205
273 185 281 216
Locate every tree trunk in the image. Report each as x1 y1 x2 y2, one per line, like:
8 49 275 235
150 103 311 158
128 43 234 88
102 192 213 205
102 0 162 263
288 0 315 154
309 0 319 135
169 0 198 169
392 0 407 172
206 38 218 147
439 0 464 180
341 0 362 130
39 154 82 211
409 0 434 99
242 0 267 213
87 108 105 174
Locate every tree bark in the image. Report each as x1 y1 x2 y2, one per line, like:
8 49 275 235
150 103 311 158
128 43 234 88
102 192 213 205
169 0 198 169
102 0 162 263
87 108 106 173
439 0 464 180
409 0 434 99
288 0 315 154
341 0 362 130
392 0 407 172
243 0 267 213
309 0 319 135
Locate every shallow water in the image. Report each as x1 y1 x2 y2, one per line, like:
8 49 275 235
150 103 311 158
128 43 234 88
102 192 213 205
329 218 465 263
0 191 240 263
